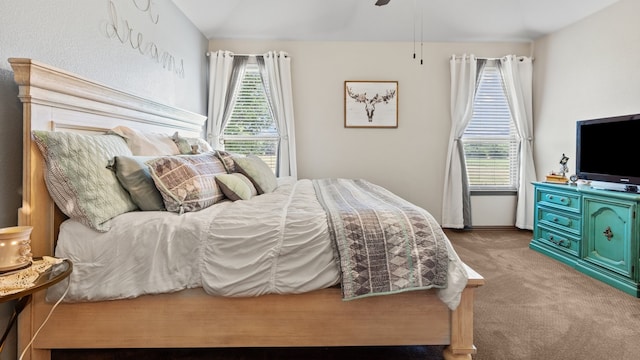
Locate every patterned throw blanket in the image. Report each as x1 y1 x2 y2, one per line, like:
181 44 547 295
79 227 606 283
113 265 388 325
313 178 449 300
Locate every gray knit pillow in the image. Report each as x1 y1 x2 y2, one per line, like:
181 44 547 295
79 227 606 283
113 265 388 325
32 131 137 232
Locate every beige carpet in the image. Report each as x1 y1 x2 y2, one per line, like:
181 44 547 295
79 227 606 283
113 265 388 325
53 229 640 360
449 229 640 360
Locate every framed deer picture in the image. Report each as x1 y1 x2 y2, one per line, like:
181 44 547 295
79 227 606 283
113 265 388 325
344 80 398 128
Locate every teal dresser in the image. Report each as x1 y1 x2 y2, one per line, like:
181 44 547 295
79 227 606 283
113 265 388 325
530 182 640 296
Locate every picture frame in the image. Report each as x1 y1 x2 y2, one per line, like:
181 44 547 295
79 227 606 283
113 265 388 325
344 80 398 128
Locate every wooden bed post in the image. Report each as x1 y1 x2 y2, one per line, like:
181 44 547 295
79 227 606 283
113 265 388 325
443 265 483 360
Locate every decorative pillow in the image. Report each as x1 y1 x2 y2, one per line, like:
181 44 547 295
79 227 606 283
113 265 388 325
145 152 227 213
32 131 138 232
214 150 236 173
233 155 278 194
109 126 180 156
171 132 213 154
215 173 258 201
108 156 165 211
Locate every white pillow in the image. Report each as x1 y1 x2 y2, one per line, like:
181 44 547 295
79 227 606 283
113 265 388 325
109 126 180 156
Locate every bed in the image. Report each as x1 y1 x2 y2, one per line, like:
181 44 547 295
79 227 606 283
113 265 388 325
10 57 484 360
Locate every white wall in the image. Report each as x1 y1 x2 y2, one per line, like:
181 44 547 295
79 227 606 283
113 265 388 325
0 0 209 227
211 40 530 226
0 1 208 358
0 0 207 113
533 0 640 183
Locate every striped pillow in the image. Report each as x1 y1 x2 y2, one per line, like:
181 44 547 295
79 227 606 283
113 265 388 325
146 152 227 213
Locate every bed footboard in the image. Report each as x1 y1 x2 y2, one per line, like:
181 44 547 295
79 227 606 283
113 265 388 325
19 269 483 360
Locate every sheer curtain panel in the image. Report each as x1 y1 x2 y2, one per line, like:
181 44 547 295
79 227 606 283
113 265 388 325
206 51 248 149
442 54 482 229
500 55 536 230
257 51 297 178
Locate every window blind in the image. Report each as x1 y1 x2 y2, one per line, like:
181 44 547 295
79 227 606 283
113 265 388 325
224 64 279 171
462 64 519 191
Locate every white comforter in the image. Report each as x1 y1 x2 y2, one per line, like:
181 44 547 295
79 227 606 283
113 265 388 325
48 178 468 309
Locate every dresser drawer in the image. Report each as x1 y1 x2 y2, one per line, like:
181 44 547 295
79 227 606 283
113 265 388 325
537 225 581 256
536 187 581 214
537 208 581 235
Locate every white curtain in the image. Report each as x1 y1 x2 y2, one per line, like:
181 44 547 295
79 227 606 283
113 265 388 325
442 54 482 229
500 55 536 230
256 51 297 178
206 51 247 149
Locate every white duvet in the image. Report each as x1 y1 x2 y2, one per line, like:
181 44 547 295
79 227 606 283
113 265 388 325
48 178 468 309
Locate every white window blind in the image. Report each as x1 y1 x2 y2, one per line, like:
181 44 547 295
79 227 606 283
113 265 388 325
461 64 519 191
223 64 279 172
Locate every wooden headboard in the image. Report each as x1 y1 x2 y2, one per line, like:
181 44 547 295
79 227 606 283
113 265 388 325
9 58 207 257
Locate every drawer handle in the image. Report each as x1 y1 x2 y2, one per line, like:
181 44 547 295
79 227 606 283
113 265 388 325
546 194 569 204
547 234 571 248
603 226 614 241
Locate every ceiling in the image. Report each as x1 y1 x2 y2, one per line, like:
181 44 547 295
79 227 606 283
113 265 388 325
172 0 620 42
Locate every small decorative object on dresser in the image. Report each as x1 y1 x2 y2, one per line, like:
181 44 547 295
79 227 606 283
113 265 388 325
545 153 570 184
545 173 568 184
559 153 569 177
569 174 579 185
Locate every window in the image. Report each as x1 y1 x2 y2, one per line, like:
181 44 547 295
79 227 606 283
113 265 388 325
223 63 278 172
461 63 519 192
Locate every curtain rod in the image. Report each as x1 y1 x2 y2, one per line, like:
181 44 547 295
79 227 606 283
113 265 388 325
205 52 289 58
206 52 254 57
452 55 534 61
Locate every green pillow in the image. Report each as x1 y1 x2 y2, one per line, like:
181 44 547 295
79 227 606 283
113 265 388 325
32 131 137 232
233 155 278 194
215 173 258 201
109 156 165 211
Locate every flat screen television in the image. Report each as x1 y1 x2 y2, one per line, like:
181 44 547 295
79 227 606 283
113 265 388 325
576 113 640 191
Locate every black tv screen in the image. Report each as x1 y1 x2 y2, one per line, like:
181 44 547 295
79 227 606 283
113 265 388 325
576 113 640 186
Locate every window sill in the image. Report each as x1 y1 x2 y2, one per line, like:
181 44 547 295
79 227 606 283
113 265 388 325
470 190 517 196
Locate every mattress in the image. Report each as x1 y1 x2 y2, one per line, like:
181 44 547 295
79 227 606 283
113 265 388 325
47 178 468 310
47 178 340 302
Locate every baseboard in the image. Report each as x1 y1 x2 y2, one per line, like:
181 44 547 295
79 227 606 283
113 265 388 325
444 226 528 231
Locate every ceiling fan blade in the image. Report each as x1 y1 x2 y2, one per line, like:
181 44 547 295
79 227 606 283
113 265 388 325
375 0 390 6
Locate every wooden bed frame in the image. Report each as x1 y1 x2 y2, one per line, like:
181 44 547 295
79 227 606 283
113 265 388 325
10 58 484 360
